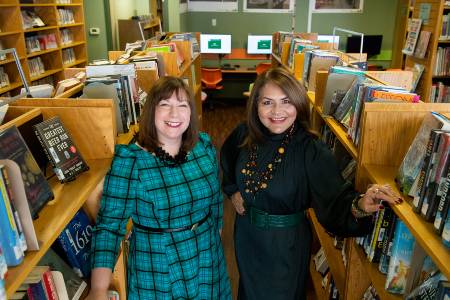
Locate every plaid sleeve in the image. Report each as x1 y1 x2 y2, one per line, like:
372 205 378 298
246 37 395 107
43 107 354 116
200 132 224 230
90 145 137 270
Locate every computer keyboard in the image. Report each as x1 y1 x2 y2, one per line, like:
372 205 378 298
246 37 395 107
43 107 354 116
247 67 256 70
221 66 236 70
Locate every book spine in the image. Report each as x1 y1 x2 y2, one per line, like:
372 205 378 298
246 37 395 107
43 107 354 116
372 206 394 263
34 125 58 172
0 165 24 266
368 207 385 262
413 130 439 210
434 165 450 234
42 269 59 300
442 210 450 248
0 166 27 252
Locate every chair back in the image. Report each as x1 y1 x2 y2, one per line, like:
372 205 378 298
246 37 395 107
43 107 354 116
201 68 223 89
256 62 272 75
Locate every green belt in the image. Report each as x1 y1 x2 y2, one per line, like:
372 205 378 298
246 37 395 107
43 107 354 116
247 206 304 229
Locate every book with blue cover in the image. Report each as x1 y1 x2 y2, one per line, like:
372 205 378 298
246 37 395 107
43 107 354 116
53 209 93 278
385 220 416 294
0 165 24 267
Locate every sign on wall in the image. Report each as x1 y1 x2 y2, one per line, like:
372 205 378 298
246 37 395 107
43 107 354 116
312 0 364 13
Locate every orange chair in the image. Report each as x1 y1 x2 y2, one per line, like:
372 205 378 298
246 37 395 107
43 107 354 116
201 68 223 90
256 62 272 75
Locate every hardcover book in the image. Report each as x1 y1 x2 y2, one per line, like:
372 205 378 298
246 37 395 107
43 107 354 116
396 112 450 196
34 116 89 183
0 126 54 218
385 220 416 294
53 209 93 278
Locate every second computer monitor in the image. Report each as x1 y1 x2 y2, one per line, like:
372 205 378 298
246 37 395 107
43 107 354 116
247 35 272 54
200 34 232 54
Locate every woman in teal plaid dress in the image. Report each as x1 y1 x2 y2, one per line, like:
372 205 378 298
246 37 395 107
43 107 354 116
87 77 231 300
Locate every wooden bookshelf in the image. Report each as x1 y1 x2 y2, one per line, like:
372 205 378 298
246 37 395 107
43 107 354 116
0 0 87 96
309 259 329 299
404 0 446 102
352 241 402 300
308 209 346 297
272 39 450 297
2 98 116 297
363 164 450 279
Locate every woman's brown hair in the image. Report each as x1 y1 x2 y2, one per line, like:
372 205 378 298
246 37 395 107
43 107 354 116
245 67 311 147
137 76 198 152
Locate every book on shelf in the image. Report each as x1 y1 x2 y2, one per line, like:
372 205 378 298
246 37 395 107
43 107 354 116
0 165 27 253
20 10 46 30
366 70 414 92
33 116 90 183
0 247 7 280
405 63 424 92
436 280 450 300
53 209 93 278
419 132 450 222
413 30 431 59
0 160 39 251
413 129 447 214
0 126 54 219
434 141 450 233
385 220 416 295
39 248 88 300
0 103 8 125
0 165 24 267
402 18 422 56
405 270 445 300
54 78 81 97
20 84 54 98
442 213 450 247
397 112 450 197
0 41 7 61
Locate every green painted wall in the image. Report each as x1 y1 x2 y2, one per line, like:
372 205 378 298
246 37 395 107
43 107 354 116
84 1 109 61
182 0 397 55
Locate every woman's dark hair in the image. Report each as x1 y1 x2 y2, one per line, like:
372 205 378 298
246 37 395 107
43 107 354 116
137 76 198 151
245 67 311 147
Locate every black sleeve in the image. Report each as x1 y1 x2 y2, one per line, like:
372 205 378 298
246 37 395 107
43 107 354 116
305 138 372 237
220 123 247 197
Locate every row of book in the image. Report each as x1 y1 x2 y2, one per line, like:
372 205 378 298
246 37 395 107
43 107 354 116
21 10 46 30
25 34 58 54
83 64 141 134
431 82 450 103
60 29 74 45
356 211 449 298
0 41 6 61
312 247 340 299
56 0 72 3
28 57 46 78
440 13 450 41
0 67 10 88
57 8 75 25
397 112 450 239
62 48 76 66
433 47 450 77
321 65 419 146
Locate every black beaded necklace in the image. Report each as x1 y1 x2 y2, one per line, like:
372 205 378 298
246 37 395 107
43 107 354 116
241 123 295 195
154 146 188 167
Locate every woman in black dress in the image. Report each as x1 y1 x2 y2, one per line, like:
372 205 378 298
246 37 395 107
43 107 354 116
220 67 402 299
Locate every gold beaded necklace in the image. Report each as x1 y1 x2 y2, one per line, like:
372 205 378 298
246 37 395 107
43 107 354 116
241 124 295 195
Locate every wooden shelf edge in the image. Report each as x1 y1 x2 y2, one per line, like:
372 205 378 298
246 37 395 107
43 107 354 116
5 158 112 297
323 116 358 159
363 164 450 280
0 30 23 37
24 26 58 33
30 68 62 81
63 59 86 68
20 3 54 6
309 258 328 299
0 81 23 94
54 83 83 98
58 22 83 28
60 41 85 49
353 240 402 300
27 47 60 58
308 209 346 295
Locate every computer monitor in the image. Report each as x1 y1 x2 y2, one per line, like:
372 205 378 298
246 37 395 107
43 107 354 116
346 35 383 58
317 35 340 49
200 34 232 54
247 35 272 54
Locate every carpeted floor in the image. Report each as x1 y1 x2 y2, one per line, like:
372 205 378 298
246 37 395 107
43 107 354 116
202 100 246 298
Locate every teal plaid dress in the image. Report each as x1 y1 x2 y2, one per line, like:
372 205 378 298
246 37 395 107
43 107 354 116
90 133 231 299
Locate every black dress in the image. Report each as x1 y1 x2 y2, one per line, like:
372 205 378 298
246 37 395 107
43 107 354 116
220 123 372 300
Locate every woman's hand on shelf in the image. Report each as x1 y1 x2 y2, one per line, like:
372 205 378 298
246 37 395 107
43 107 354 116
359 184 403 214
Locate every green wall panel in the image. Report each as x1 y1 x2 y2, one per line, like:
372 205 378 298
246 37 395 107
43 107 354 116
84 0 109 61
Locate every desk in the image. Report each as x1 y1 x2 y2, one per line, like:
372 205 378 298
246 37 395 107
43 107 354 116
221 67 257 74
